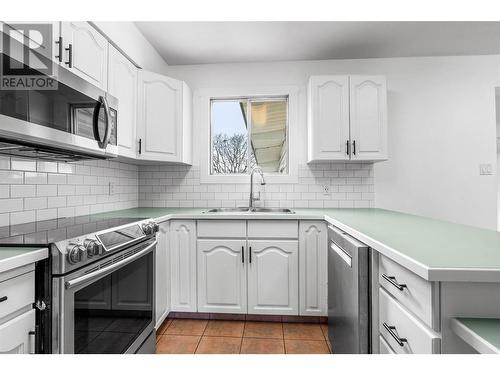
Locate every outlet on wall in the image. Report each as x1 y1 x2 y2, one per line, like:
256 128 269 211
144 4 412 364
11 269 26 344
479 164 493 175
322 185 330 195
109 181 116 195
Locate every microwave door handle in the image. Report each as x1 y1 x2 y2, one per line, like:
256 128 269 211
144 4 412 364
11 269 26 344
65 240 157 290
101 96 112 149
94 96 112 149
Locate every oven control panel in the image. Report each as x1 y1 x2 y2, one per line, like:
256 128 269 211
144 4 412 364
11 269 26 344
52 218 158 274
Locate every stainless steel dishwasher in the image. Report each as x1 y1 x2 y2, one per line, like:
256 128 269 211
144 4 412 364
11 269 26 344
328 224 371 354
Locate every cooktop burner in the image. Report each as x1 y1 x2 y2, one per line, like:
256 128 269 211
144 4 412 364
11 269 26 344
0 215 149 246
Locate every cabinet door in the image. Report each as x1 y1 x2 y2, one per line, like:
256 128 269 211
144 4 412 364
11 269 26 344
307 75 350 162
349 75 388 161
155 222 170 328
197 239 247 313
299 221 327 316
108 45 138 159
247 240 298 315
137 70 184 162
170 220 197 312
60 22 108 90
0 309 35 354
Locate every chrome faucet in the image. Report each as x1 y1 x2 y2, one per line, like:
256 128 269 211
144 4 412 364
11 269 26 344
249 166 266 209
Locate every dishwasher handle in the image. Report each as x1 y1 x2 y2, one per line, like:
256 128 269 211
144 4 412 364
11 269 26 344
329 241 352 268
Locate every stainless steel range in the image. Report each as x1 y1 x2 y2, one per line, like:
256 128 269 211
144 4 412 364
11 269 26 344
0 215 159 354
51 218 159 354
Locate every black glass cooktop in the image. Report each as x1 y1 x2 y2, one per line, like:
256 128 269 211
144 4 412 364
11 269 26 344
0 215 149 245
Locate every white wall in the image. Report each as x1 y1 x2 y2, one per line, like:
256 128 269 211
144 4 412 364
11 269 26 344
92 22 169 74
497 95 500 230
163 55 500 229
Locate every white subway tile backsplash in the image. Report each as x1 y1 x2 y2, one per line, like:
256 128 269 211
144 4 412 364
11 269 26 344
11 185 36 198
0 154 372 226
0 198 24 212
24 197 47 210
11 159 36 171
25 172 48 184
10 210 35 225
138 163 374 209
0 170 24 184
0 185 9 198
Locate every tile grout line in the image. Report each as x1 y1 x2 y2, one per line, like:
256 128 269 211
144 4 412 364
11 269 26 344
193 319 210 354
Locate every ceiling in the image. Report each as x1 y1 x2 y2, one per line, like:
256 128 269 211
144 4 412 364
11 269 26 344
135 22 500 66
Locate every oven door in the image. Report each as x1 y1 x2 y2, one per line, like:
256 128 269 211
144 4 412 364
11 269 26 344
52 239 156 354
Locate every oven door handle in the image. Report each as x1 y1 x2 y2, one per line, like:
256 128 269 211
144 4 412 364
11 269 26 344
65 240 157 290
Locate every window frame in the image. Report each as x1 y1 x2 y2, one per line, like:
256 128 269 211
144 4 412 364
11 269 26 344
197 86 299 184
210 95 289 176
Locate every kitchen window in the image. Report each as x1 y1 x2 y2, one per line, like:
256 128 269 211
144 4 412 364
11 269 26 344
210 97 289 175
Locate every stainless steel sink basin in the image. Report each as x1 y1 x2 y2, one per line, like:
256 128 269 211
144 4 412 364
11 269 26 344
205 207 251 213
249 208 295 213
204 207 295 214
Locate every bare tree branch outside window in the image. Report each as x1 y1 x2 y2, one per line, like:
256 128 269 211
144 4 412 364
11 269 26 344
211 133 256 174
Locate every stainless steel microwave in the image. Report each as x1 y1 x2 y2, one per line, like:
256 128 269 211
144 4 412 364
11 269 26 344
0 32 118 161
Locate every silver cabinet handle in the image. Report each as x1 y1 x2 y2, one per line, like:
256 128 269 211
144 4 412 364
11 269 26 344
382 274 407 291
28 331 36 354
65 240 157 290
383 322 407 347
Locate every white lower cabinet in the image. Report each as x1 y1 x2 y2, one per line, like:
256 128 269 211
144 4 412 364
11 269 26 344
379 335 396 354
155 221 170 328
197 239 247 313
170 220 197 312
247 240 299 315
379 288 440 354
0 309 35 354
299 221 327 316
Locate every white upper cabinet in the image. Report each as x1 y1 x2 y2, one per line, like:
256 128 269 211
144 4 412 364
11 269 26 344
308 75 388 162
299 221 328 316
60 22 109 90
197 239 247 314
108 45 138 159
307 75 350 161
169 220 197 312
137 70 192 164
349 76 388 161
247 240 299 315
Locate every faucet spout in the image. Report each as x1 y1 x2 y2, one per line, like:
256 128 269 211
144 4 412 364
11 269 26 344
249 167 266 209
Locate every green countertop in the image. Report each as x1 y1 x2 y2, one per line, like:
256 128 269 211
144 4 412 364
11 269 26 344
451 318 500 353
0 247 48 274
2 207 498 281
84 207 500 281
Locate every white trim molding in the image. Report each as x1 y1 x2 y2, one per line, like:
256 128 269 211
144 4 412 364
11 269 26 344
195 85 300 184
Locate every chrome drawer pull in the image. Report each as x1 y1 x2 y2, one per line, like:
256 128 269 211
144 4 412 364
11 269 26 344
383 322 408 347
382 274 407 291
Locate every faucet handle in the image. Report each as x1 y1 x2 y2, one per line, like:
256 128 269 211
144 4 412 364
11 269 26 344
252 192 261 201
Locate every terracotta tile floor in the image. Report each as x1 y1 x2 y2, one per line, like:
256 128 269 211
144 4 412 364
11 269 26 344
156 319 332 354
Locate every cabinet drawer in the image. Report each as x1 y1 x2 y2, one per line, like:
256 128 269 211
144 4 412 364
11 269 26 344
0 309 35 354
379 288 440 354
379 335 396 354
197 220 246 238
0 272 35 320
248 220 298 238
379 255 439 330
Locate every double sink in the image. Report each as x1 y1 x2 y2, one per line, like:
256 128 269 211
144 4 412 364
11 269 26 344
204 207 295 214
